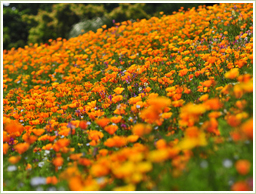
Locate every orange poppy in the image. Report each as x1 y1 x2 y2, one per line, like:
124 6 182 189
14 142 30 154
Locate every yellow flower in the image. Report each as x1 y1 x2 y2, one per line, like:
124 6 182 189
112 161 134 178
114 87 125 94
176 128 207 150
147 97 171 109
225 68 239 79
147 149 169 163
113 184 136 191
136 161 152 173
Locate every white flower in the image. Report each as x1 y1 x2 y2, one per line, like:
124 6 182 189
223 159 233 168
7 165 17 172
44 150 50 156
30 177 46 186
136 105 140 109
38 162 45 168
200 160 208 168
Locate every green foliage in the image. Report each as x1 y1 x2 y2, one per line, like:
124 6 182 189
22 4 81 44
21 4 109 45
3 3 218 50
3 7 28 50
70 4 106 20
107 3 150 23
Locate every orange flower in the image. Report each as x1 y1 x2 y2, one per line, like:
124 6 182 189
70 153 83 160
91 164 110 178
32 129 45 136
204 98 222 110
46 176 58 185
104 136 127 147
202 80 213 87
235 159 251 175
208 111 222 118
127 135 139 143
147 97 171 109
14 142 30 154
207 56 216 64
53 156 64 167
172 99 185 107
161 112 173 119
3 143 9 155
231 181 251 191
8 156 21 164
59 128 71 136
225 68 239 79
79 120 88 130
87 130 104 144
98 149 108 157
53 138 70 152
140 106 161 123
4 120 24 136
68 176 84 191
206 118 220 135
111 116 122 123
114 87 125 94
26 163 32 170
199 94 209 102
227 115 241 127
78 158 92 166
3 131 10 142
22 133 38 144
55 138 70 148
42 143 53 150
96 118 110 128
104 124 118 135
178 69 188 76
172 93 182 101
241 118 253 139
112 95 123 103
129 96 142 104
155 139 167 149
132 123 152 137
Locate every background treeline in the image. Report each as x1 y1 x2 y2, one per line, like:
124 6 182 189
3 3 217 50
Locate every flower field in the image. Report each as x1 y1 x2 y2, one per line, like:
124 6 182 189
2 3 254 191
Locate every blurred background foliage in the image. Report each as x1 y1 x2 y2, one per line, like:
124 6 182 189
3 3 217 50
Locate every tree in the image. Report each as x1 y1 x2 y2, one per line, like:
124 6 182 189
3 7 28 50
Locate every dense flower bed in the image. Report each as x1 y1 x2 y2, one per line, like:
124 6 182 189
3 3 253 191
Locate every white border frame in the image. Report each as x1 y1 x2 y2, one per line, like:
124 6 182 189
1 1 255 193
